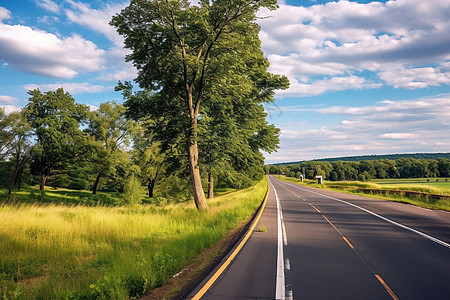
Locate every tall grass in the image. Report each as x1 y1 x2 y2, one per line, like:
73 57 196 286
0 178 267 299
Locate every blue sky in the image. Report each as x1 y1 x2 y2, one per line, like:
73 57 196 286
1 0 450 164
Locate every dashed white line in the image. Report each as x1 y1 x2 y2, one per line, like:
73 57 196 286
281 209 288 246
285 258 291 271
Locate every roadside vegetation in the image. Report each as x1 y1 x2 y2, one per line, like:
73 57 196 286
275 175 450 211
0 177 267 299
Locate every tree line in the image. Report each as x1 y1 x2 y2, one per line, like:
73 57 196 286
268 158 450 181
0 86 278 202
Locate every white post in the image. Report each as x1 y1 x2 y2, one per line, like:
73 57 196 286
315 175 323 184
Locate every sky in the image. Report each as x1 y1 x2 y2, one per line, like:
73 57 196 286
1 0 449 164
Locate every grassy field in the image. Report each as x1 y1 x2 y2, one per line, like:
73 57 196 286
0 178 267 299
275 175 450 211
371 178 450 190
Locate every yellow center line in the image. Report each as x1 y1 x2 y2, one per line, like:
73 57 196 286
191 186 270 300
342 236 355 250
375 275 400 300
321 214 355 249
309 203 321 213
310 204 398 300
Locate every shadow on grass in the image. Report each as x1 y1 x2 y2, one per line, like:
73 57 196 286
1 188 125 206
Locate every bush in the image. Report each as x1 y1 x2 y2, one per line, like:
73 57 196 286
123 175 145 205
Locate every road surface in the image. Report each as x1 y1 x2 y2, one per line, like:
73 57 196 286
188 176 450 299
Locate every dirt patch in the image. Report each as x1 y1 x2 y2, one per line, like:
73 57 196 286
140 219 250 300
19 274 49 291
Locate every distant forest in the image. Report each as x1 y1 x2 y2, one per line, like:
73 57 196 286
274 153 450 165
268 154 450 181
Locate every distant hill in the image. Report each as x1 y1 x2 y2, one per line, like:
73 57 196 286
273 153 450 165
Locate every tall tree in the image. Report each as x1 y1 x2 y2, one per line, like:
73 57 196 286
0 108 33 194
111 0 285 209
24 88 89 190
131 121 166 198
0 108 16 159
85 101 136 194
6 111 33 195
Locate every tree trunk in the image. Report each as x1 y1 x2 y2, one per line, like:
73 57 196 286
148 180 155 198
147 170 158 198
187 138 208 209
8 171 17 196
92 172 102 194
207 171 214 199
8 159 20 196
40 173 47 190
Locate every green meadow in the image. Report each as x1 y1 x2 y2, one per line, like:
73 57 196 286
371 178 450 190
0 178 267 299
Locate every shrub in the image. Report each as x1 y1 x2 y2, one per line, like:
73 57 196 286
122 175 145 205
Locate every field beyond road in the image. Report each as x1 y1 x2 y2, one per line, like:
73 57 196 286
275 176 450 211
0 178 267 299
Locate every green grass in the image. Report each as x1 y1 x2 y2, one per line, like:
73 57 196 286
0 178 267 299
1 186 126 206
258 226 267 232
371 178 450 192
275 175 450 211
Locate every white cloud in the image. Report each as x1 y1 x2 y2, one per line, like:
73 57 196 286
1 105 21 114
258 0 450 97
378 65 450 89
98 66 137 81
0 7 10 21
65 0 128 46
37 15 60 25
35 0 60 14
279 74 381 97
64 1 136 83
265 95 450 163
0 11 105 78
0 95 17 104
23 83 110 94
87 104 99 111
379 133 418 139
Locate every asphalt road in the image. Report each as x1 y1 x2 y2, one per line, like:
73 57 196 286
188 176 450 299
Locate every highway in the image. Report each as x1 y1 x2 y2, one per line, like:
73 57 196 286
188 176 450 299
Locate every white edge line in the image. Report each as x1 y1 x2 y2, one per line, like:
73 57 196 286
280 179 450 249
281 209 288 246
270 179 286 300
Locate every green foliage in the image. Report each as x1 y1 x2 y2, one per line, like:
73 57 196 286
154 173 193 204
0 161 12 188
0 107 16 159
122 175 145 205
24 88 89 190
84 101 138 194
131 121 166 198
0 109 33 195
